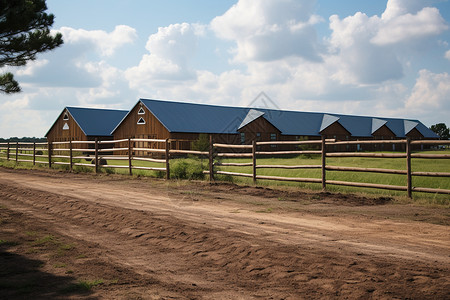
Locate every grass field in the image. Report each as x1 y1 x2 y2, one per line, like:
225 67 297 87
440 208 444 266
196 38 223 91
1 149 449 205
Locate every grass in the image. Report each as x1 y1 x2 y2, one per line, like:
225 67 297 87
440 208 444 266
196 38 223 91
214 151 450 204
1 149 448 204
61 279 104 293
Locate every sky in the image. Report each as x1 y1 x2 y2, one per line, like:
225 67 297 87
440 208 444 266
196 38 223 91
1 0 449 138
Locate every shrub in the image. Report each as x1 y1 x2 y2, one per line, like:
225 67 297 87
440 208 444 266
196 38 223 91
170 158 205 180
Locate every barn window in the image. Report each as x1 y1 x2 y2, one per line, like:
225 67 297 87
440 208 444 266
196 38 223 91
138 107 145 115
63 123 69 130
63 113 69 120
240 133 245 144
137 117 146 125
270 133 277 148
256 132 261 141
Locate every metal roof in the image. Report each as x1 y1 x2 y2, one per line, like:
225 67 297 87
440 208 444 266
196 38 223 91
46 107 128 137
132 98 437 138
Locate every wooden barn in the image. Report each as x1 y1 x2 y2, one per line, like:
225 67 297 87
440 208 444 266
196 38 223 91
111 99 438 152
46 107 128 148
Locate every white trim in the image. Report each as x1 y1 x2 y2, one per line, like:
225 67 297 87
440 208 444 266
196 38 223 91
63 123 69 130
138 107 145 115
63 112 69 120
137 117 146 125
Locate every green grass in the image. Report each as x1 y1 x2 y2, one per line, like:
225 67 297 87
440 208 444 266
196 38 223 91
61 279 104 293
1 150 448 204
215 151 450 204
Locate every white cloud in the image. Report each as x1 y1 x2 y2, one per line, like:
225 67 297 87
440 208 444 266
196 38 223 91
211 0 323 62
327 0 448 85
58 25 137 57
372 7 448 45
445 50 450 60
406 70 450 115
15 26 138 89
126 23 203 90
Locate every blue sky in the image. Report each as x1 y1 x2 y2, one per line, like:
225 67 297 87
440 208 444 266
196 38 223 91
1 0 449 138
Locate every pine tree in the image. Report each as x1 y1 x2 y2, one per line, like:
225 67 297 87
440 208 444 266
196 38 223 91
0 0 63 93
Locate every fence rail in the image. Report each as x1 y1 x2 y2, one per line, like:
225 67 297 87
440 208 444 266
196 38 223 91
1 137 449 197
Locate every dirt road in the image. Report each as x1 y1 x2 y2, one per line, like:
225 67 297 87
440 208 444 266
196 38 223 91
0 168 449 299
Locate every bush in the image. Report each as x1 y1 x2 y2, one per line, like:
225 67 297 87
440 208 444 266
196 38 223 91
170 158 205 180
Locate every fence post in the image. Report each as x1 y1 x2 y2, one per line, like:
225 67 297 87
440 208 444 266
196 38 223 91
406 138 412 198
69 140 73 171
321 136 326 191
15 141 19 162
33 142 36 166
128 138 132 176
165 138 170 180
95 138 99 174
6 142 10 161
48 142 52 168
252 140 257 184
209 135 214 182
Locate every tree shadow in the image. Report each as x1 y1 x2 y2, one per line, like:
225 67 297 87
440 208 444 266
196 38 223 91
0 243 97 299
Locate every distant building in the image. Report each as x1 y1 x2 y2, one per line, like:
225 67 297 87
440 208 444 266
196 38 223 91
111 99 437 152
46 107 128 147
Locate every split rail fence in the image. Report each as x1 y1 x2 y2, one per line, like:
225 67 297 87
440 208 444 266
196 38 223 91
1 137 449 198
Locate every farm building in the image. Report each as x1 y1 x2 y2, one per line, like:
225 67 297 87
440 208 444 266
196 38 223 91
46 107 128 146
111 99 437 152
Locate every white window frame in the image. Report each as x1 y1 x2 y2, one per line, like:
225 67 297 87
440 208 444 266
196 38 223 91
137 117 146 125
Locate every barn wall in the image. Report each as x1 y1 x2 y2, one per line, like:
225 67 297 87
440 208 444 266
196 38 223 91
113 102 172 154
238 117 280 144
113 102 170 141
320 122 351 140
46 109 88 150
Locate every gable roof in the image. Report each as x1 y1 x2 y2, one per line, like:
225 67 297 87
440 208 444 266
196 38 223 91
238 109 265 130
114 98 437 139
46 107 128 137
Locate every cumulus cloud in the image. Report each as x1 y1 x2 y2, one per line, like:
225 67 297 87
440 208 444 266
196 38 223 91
210 0 323 62
406 70 450 113
16 26 138 88
372 7 448 45
445 50 450 60
126 23 204 90
328 0 448 85
58 25 137 57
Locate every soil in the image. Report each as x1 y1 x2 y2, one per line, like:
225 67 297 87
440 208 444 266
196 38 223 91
0 167 449 299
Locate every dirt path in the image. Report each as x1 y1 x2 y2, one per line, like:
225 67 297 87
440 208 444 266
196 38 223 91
0 168 449 299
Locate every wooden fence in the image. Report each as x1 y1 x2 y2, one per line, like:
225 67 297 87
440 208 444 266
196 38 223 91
1 137 449 198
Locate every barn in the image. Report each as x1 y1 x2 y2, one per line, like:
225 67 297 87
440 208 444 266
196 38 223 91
111 98 437 151
46 107 128 146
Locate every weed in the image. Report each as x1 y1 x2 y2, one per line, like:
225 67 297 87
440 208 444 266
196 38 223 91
62 279 104 293
32 235 55 246
0 239 19 246
256 207 273 213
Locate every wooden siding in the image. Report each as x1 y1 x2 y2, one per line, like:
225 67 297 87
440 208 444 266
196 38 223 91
46 109 90 150
238 116 281 144
320 122 351 140
113 103 170 141
372 125 396 139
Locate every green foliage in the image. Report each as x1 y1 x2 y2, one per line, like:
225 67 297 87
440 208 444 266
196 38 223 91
0 0 63 93
191 133 210 152
430 123 450 140
171 158 205 180
62 279 103 293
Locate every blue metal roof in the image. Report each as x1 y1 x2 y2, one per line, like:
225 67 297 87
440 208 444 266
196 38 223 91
46 107 128 137
137 99 437 138
67 107 128 136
